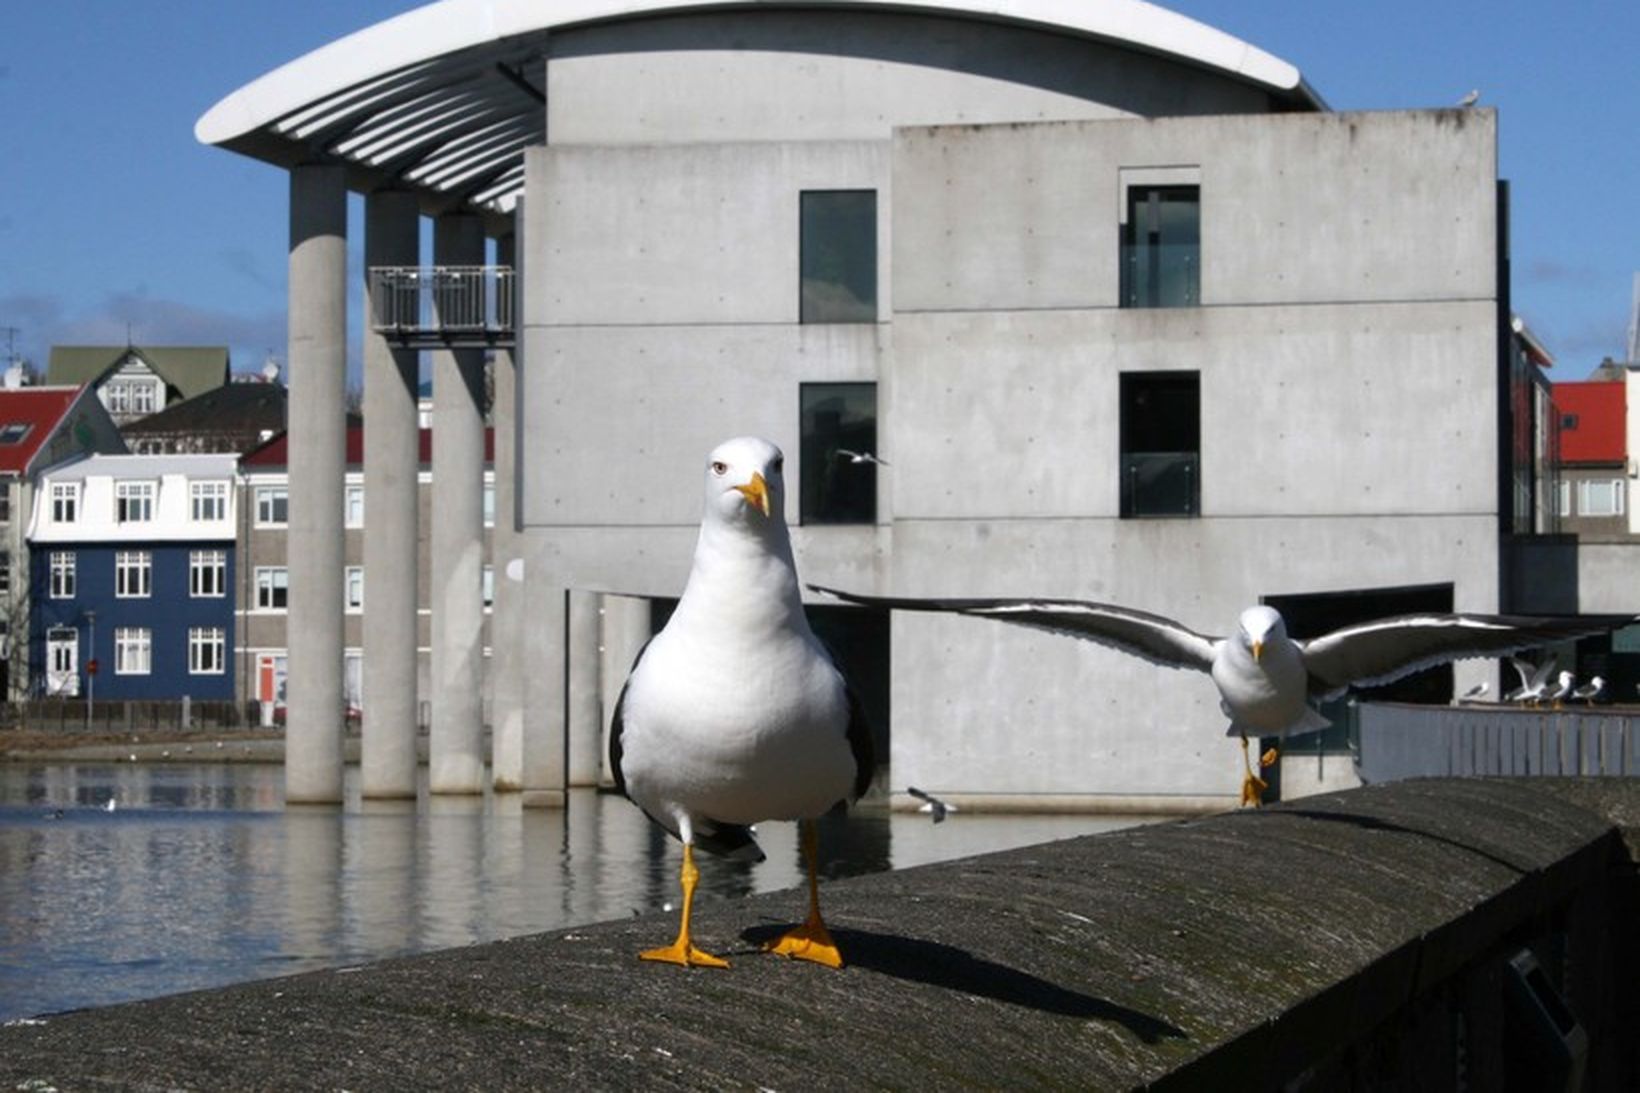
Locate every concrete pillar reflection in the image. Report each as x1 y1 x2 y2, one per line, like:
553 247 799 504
361 188 422 799
429 213 487 794
489 228 524 792
285 164 348 804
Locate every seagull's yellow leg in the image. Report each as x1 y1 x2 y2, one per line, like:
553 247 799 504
765 819 844 968
1239 734 1269 808
640 843 729 969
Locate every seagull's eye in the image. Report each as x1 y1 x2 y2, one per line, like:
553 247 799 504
710 461 728 476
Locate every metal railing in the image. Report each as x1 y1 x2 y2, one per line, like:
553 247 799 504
1356 701 1639 783
368 265 515 346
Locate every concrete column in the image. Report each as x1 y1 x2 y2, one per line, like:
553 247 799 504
489 228 525 791
361 189 421 799
599 594 652 786
521 540 567 808
566 590 602 786
429 213 487 794
285 164 347 804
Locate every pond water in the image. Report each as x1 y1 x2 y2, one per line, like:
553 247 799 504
0 763 1153 1022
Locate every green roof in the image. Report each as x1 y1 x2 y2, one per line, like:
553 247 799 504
46 345 229 401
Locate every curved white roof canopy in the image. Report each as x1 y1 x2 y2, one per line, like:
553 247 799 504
198 0 1322 219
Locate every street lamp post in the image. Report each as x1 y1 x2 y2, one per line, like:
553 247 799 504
84 609 95 730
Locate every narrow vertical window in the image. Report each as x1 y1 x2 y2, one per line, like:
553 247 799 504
799 382 878 524
800 190 877 323
190 549 226 597
49 551 76 598
189 627 226 674
115 550 153 598
51 483 78 523
1120 372 1200 518
345 484 365 527
1121 185 1200 308
345 566 364 612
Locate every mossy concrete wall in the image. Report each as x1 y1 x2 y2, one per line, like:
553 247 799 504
3 778 1635 1090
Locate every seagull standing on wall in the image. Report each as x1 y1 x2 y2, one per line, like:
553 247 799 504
810 586 1630 806
611 437 873 968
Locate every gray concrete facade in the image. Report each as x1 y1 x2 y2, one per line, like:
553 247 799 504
361 189 423 799
284 164 348 804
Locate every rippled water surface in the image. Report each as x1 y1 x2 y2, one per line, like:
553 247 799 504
0 763 1153 1022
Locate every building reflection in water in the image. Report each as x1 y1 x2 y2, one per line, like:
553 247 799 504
0 763 1152 1022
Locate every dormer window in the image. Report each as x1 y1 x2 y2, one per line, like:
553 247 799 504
115 480 155 523
0 423 30 444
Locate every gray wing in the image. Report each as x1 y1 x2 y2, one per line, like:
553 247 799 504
809 585 1219 673
1299 613 1634 700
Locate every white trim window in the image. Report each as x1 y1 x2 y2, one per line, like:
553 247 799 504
190 549 227 597
191 480 229 522
1557 480 1571 518
482 564 494 609
483 483 496 528
189 627 226 675
256 567 289 610
115 480 155 523
1578 479 1626 518
115 627 152 675
345 566 364 612
345 484 365 528
51 482 79 523
130 382 157 416
115 550 152 598
255 486 288 526
48 551 75 598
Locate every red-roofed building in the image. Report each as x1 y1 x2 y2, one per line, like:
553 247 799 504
1554 380 1629 537
0 383 126 696
235 424 494 714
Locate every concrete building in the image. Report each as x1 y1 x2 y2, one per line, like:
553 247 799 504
28 453 238 701
199 0 1570 809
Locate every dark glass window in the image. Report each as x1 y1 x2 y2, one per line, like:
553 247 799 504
1121 186 1199 308
800 383 877 524
1120 372 1199 518
800 191 877 323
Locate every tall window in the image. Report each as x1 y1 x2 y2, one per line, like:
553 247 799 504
115 627 151 675
800 190 877 323
190 549 226 597
256 567 289 610
1121 185 1200 308
256 486 288 526
483 483 495 528
131 383 157 416
104 383 130 415
1120 371 1200 518
51 483 79 523
189 627 226 674
345 484 365 527
191 481 229 521
115 481 155 523
49 551 75 598
800 382 878 525
345 566 364 612
115 550 152 598
482 565 494 609
0 489 9 523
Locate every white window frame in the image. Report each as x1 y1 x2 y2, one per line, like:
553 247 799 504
130 382 157 416
104 382 130 415
115 480 155 523
482 564 494 609
188 627 226 675
1557 480 1571 517
345 565 364 612
51 482 79 523
49 551 75 598
190 549 226 598
115 550 152 598
255 486 289 527
114 627 152 675
1578 479 1625 518
191 480 229 522
255 566 289 611
483 482 495 528
345 484 365 528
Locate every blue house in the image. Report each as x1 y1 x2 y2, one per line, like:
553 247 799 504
28 453 237 701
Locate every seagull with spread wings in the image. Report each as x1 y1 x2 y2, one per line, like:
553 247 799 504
810 585 1630 805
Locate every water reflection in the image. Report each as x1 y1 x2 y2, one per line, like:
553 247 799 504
0 763 1150 1022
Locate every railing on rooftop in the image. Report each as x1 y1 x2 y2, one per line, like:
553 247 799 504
368 265 514 348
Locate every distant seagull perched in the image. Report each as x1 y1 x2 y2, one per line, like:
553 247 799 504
1506 656 1557 704
1544 670 1576 708
611 437 873 969
907 786 957 824
810 586 1631 806
1457 89 1480 107
1458 681 1490 702
1572 676 1605 703
836 449 889 466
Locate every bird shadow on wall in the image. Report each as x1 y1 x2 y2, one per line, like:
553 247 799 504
739 923 1185 1045
1238 807 1535 877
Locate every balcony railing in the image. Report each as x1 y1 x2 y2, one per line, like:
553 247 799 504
1121 450 1199 517
368 265 515 347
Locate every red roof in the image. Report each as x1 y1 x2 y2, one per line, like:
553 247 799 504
1555 381 1625 464
241 425 495 469
0 387 86 474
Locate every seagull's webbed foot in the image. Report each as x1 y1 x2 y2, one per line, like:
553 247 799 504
766 910 843 968
641 843 729 969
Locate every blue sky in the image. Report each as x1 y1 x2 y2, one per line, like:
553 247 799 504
1 1 1635 384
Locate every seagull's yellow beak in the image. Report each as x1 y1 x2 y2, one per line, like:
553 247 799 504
735 472 771 518
1251 639 1263 663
